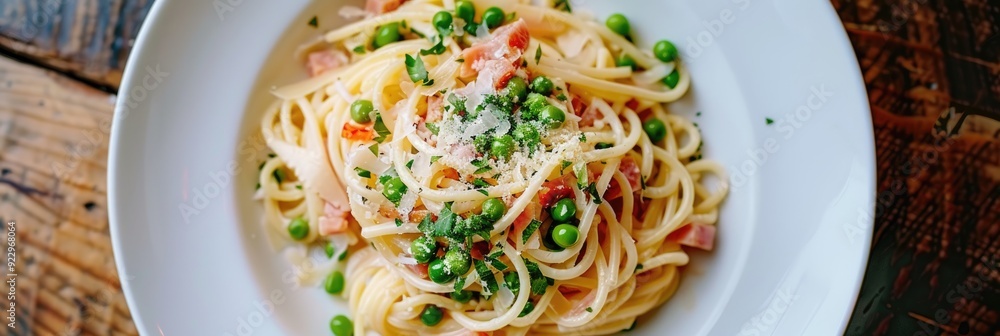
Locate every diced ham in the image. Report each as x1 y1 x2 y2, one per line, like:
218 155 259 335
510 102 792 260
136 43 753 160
538 176 574 208
510 201 538 246
365 0 407 14
406 263 429 279
342 123 375 141
667 223 716 251
426 95 444 122
306 50 347 77
318 202 351 236
575 96 601 127
604 156 642 200
469 241 491 261
459 19 530 80
625 98 640 111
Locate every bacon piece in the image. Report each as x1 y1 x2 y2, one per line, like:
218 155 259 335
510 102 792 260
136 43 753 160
539 176 574 208
318 202 351 236
459 19 530 79
667 223 716 251
604 156 642 200
425 95 444 122
365 0 407 14
469 241 491 261
341 123 375 141
574 96 603 128
406 263 429 279
306 50 347 77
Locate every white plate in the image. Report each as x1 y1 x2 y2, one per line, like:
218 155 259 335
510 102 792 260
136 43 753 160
108 0 874 335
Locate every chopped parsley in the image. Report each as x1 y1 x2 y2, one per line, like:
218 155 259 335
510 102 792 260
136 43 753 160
420 37 447 55
586 182 603 204
488 257 508 272
534 45 542 64
579 133 587 142
352 45 366 54
554 0 572 12
556 93 567 101
483 93 516 117
640 175 647 190
454 276 466 291
295 185 303 190
456 58 465 63
472 159 493 174
477 189 490 196
418 202 459 238
560 160 573 174
523 258 551 296
354 167 371 178
585 307 593 313
372 112 391 143
425 122 440 135
395 218 404 227
473 178 491 188
696 111 702 117
506 12 517 21
307 16 318 28
636 263 644 271
573 162 589 189
273 169 286 183
368 143 379 155
766 117 774 125
475 260 500 297
405 54 432 85
431 155 442 163
522 219 542 244
409 27 426 38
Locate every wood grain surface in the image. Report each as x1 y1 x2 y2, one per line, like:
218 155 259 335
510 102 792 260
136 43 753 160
0 55 136 335
0 0 997 335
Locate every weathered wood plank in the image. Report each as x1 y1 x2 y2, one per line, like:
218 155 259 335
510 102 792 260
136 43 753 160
0 0 154 89
0 55 135 335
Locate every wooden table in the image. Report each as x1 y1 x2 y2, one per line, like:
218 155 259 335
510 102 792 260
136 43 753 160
0 1 996 335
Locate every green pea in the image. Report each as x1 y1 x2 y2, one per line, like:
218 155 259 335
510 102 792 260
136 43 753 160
512 123 540 146
595 142 613 150
531 76 554 96
451 290 473 303
411 236 437 264
482 7 505 29
551 224 580 248
518 300 535 317
373 22 401 49
605 14 631 37
329 315 353 336
350 99 374 123
539 105 565 129
443 248 471 275
550 198 577 222
506 77 529 103
324 271 345 294
455 0 476 22
482 198 507 221
287 218 309 240
521 93 549 121
616 54 637 70
653 40 678 62
481 198 506 222
428 259 455 284
433 11 453 36
421 305 444 326
662 69 680 89
491 135 516 160
643 118 667 143
504 272 520 296
382 177 407 204
542 225 565 252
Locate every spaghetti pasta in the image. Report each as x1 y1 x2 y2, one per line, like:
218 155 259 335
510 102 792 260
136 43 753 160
256 1 727 335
